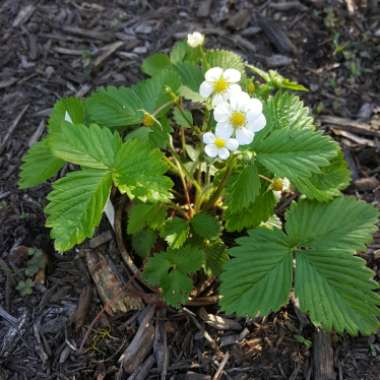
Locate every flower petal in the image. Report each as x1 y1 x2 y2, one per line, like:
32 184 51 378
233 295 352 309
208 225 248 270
218 147 230 160
212 93 226 107
236 127 254 145
205 144 218 158
250 113 266 132
199 81 213 98
223 68 241 83
226 138 239 151
215 122 233 139
203 132 215 144
205 67 223 82
214 102 231 122
246 98 263 116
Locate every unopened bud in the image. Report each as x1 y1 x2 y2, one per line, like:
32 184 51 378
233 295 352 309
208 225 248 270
247 80 255 95
143 113 155 127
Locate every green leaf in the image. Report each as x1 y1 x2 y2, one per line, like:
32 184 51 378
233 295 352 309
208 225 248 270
225 190 276 232
160 217 190 249
142 53 171 76
286 197 379 253
224 162 261 213
127 202 167 234
126 116 172 149
263 92 314 135
221 196 380 334
220 228 292 316
295 247 380 335
254 128 338 181
204 242 229 276
86 69 181 128
113 139 173 202
287 197 380 334
132 229 157 258
170 41 189 64
143 246 204 306
45 168 112 252
205 49 245 76
173 108 193 128
174 62 203 92
191 213 220 240
292 151 351 201
19 139 64 189
50 123 122 169
178 85 204 103
48 97 86 133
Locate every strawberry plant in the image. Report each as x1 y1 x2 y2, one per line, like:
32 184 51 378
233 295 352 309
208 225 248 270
19 32 379 335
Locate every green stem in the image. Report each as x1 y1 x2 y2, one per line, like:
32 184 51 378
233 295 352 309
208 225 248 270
169 139 201 193
167 201 190 220
204 156 235 210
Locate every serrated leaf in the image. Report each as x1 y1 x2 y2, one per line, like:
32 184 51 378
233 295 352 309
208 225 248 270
132 229 157 258
286 197 380 334
191 213 220 239
295 247 380 335
48 97 86 133
263 92 314 136
170 41 189 64
126 116 172 149
113 139 173 202
142 53 171 76
205 49 245 76
225 190 276 232
204 242 229 276
45 168 112 252
160 217 189 248
220 228 292 316
292 151 351 201
173 108 193 128
286 197 379 253
86 69 181 128
127 202 167 234
254 128 338 181
224 162 261 213
50 123 122 169
142 246 204 306
179 85 204 103
174 62 203 92
19 139 64 189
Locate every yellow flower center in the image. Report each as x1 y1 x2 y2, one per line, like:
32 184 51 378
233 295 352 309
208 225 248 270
214 137 226 148
213 78 229 93
230 111 246 128
272 178 283 191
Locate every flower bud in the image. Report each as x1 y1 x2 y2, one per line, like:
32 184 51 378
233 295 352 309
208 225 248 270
143 113 155 127
187 32 205 48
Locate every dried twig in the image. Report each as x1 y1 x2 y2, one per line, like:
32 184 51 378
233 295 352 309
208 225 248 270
212 351 230 380
320 115 380 138
0 105 29 155
120 305 156 374
313 329 335 380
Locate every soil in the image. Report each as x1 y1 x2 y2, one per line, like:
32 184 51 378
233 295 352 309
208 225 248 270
1 1 380 379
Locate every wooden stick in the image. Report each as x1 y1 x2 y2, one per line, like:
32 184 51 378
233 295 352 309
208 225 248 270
0 105 29 154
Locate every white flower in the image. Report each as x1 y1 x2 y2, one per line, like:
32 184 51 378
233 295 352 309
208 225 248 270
202 131 238 160
199 67 242 106
213 91 266 145
187 32 205 48
273 178 291 200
